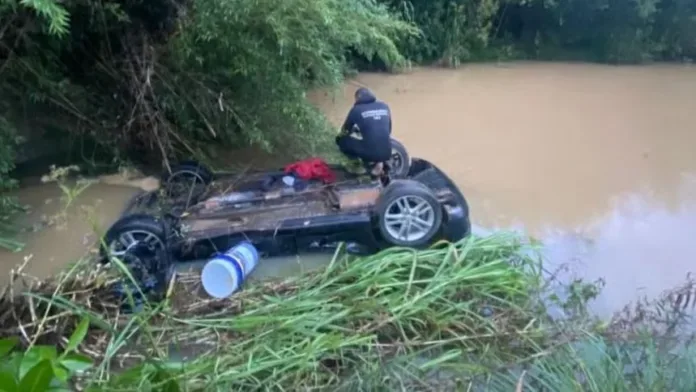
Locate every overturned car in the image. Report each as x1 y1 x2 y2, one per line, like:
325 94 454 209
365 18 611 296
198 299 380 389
101 140 471 262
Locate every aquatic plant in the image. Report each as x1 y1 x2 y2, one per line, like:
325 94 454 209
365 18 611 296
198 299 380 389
40 165 94 217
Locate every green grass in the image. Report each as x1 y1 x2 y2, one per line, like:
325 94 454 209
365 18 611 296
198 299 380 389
2 232 696 391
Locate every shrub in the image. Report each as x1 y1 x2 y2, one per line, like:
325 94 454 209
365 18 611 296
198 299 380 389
0 0 416 167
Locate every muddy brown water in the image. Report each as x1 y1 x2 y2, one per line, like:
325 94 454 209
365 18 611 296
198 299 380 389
0 179 141 283
2 62 696 315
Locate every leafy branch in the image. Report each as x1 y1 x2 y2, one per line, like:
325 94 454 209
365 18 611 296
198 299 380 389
18 0 70 36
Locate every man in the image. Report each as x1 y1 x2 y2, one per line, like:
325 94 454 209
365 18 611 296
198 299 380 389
335 87 392 176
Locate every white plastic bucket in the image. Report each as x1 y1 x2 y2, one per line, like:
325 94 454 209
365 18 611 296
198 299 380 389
201 241 259 299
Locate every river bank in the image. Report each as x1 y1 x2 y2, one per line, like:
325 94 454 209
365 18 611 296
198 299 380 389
3 231 693 391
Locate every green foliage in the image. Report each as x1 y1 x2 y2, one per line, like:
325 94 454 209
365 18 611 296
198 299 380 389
0 0 415 169
0 114 23 251
0 318 93 392
381 0 696 65
383 0 502 65
516 0 668 63
18 0 70 36
10 234 696 390
481 334 696 391
0 0 73 251
164 0 417 155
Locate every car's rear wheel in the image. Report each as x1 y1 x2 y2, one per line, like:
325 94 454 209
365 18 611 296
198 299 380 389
161 161 213 207
388 139 411 179
100 214 168 264
376 180 442 247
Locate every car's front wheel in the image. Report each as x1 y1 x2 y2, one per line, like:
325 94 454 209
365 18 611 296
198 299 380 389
100 214 168 264
375 180 443 247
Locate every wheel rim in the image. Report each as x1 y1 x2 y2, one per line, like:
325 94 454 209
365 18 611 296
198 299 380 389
108 230 165 258
166 170 207 206
383 195 435 242
389 149 403 174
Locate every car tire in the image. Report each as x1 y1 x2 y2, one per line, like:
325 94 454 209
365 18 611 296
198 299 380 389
375 180 443 247
388 139 411 179
161 161 213 205
100 214 168 264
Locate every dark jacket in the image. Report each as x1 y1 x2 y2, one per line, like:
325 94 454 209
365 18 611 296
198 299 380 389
341 89 392 161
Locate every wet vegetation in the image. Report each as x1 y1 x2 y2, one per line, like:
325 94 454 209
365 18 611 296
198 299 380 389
2 234 696 391
1 0 695 390
386 0 696 66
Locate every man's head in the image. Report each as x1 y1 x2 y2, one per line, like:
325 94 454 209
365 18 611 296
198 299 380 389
354 87 377 104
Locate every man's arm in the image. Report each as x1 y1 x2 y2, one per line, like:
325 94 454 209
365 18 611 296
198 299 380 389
341 109 355 133
336 108 357 144
342 107 362 135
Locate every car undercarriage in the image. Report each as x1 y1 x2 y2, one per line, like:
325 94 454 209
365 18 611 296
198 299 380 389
102 140 471 263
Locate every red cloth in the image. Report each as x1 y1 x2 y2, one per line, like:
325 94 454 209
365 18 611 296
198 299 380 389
284 158 336 184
